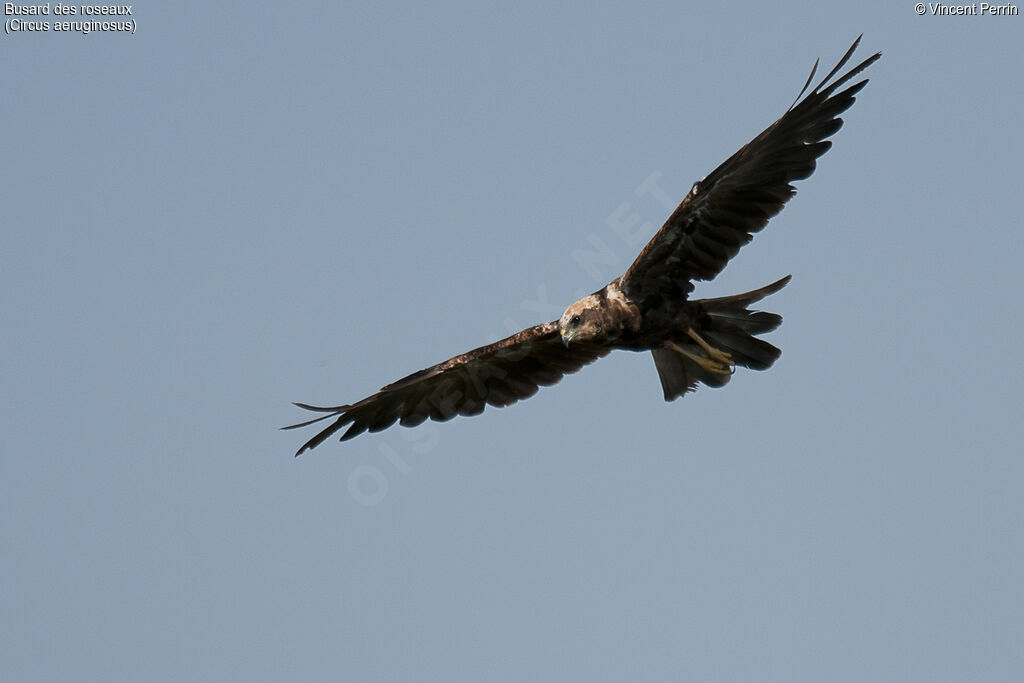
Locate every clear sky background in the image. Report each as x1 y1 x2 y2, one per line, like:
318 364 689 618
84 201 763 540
3 2 1022 681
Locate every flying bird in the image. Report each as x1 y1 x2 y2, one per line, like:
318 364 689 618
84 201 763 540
285 38 879 455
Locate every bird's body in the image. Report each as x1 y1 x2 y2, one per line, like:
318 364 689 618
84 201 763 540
285 38 880 454
559 276 742 351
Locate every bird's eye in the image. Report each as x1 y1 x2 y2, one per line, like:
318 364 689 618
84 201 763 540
570 315 582 327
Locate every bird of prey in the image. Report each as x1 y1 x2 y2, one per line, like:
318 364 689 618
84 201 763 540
285 37 879 455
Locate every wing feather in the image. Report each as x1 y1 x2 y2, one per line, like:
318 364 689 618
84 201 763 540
620 37 880 299
283 321 609 455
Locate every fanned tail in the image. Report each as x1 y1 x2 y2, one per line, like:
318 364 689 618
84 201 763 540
652 275 790 400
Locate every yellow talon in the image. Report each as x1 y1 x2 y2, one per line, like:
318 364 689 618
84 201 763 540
668 341 734 376
686 328 734 366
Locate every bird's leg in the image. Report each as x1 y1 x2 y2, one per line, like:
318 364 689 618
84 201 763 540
686 328 734 367
668 340 734 376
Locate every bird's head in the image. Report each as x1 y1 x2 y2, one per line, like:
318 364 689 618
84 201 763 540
559 294 606 346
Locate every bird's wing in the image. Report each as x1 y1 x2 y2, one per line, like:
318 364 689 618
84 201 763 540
284 322 610 454
619 37 880 300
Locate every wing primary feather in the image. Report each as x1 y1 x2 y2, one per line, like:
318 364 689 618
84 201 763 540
788 57 819 110
293 413 354 455
280 412 337 431
813 34 862 93
291 402 347 413
340 422 368 442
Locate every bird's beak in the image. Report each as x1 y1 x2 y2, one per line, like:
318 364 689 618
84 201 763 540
560 330 571 347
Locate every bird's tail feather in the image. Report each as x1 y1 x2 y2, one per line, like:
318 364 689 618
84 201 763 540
652 275 790 400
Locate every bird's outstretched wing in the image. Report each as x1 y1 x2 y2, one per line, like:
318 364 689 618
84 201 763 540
620 36 880 300
283 322 609 455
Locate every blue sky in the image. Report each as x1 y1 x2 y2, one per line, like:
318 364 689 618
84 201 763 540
3 2 1022 681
